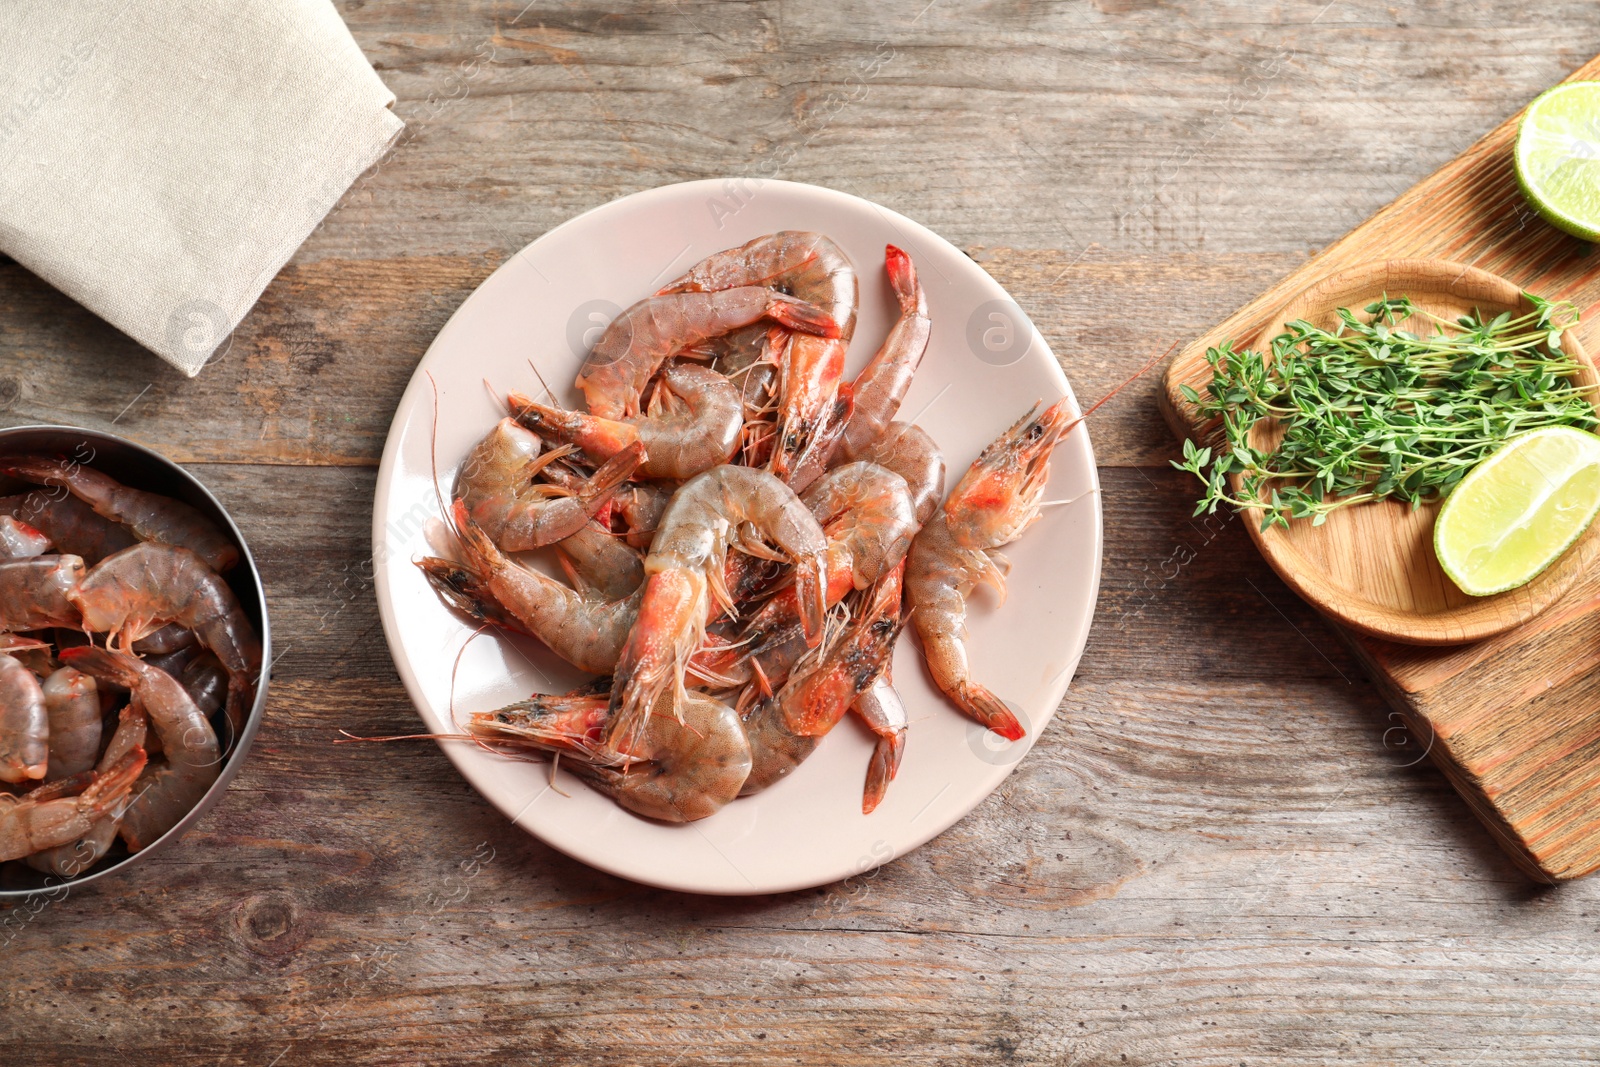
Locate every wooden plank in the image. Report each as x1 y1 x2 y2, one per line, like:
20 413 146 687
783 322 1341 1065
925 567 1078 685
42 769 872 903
1162 52 1600 880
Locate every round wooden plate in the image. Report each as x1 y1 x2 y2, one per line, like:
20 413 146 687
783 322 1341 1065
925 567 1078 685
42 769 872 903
1239 258 1600 646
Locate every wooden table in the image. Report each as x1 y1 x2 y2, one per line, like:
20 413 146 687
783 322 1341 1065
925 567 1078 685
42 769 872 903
6 2 1600 1062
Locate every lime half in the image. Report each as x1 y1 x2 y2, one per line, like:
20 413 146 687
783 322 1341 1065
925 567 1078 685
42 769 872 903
1435 427 1600 596
1516 82 1600 242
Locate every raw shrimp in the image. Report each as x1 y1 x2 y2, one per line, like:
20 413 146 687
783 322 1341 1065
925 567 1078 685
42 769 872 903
61 646 222 852
0 516 50 559
803 462 918 592
694 322 784 425
659 232 858 483
420 501 643 675
3 457 239 572
512 362 743 481
906 399 1077 741
0 493 137 564
42 666 99 780
555 522 644 601
68 543 262 739
612 484 672 551
181 654 229 718
456 418 644 551
131 623 197 655
100 704 151 771
740 565 903 796
943 398 1076 550
575 287 840 420
0 747 145 862
853 674 906 814
0 652 47 783
27 705 144 877
694 461 916 691
833 246 932 463
608 465 828 750
470 686 751 823
849 422 945 527
0 554 85 632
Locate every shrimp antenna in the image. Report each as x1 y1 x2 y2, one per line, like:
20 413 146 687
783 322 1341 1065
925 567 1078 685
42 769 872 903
336 729 478 743
482 377 505 409
426 371 451 533
449 624 494 732
1061 340 1177 437
1038 488 1102 509
527 359 559 405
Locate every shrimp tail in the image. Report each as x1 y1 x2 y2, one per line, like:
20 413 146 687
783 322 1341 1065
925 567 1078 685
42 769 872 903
884 243 919 309
952 681 1024 742
785 385 856 495
84 745 148 809
577 441 646 510
57 645 143 688
793 555 828 647
766 293 842 339
863 729 905 814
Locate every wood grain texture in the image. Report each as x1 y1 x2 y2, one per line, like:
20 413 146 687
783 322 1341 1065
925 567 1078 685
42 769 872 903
8 2 1600 1064
1163 49 1600 883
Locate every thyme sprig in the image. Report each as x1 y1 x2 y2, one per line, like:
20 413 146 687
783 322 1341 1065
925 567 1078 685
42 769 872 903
1173 294 1596 531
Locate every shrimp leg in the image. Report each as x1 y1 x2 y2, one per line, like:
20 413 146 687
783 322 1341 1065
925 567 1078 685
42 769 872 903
457 418 644 551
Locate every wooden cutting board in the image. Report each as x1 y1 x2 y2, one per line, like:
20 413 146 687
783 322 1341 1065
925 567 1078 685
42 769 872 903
1160 53 1600 882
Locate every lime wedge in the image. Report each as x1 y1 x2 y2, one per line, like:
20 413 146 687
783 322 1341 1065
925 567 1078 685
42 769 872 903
1435 426 1600 596
1516 82 1600 242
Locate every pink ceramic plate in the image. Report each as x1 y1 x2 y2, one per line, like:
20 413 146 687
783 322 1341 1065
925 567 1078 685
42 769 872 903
372 180 1101 894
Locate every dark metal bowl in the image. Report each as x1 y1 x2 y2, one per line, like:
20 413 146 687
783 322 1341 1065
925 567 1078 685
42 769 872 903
0 425 270 898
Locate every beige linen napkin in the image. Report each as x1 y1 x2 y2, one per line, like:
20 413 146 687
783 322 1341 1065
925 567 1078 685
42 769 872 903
0 0 404 376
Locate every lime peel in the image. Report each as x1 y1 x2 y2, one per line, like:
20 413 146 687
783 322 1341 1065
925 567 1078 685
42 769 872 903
1515 82 1600 243
1434 426 1600 596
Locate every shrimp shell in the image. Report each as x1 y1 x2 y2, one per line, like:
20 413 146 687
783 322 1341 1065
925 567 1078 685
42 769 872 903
0 746 145 863
68 543 262 740
456 419 643 552
2 456 239 572
42 666 100 781
0 492 138 565
0 516 51 559
658 232 859 484
61 646 222 853
607 465 828 749
471 687 752 823
575 287 840 420
739 564 903 796
420 501 644 675
513 362 744 481
0 652 48 783
0 554 85 632
834 245 932 463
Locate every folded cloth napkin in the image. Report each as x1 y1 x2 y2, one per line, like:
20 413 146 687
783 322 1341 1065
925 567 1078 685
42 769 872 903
0 0 404 376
